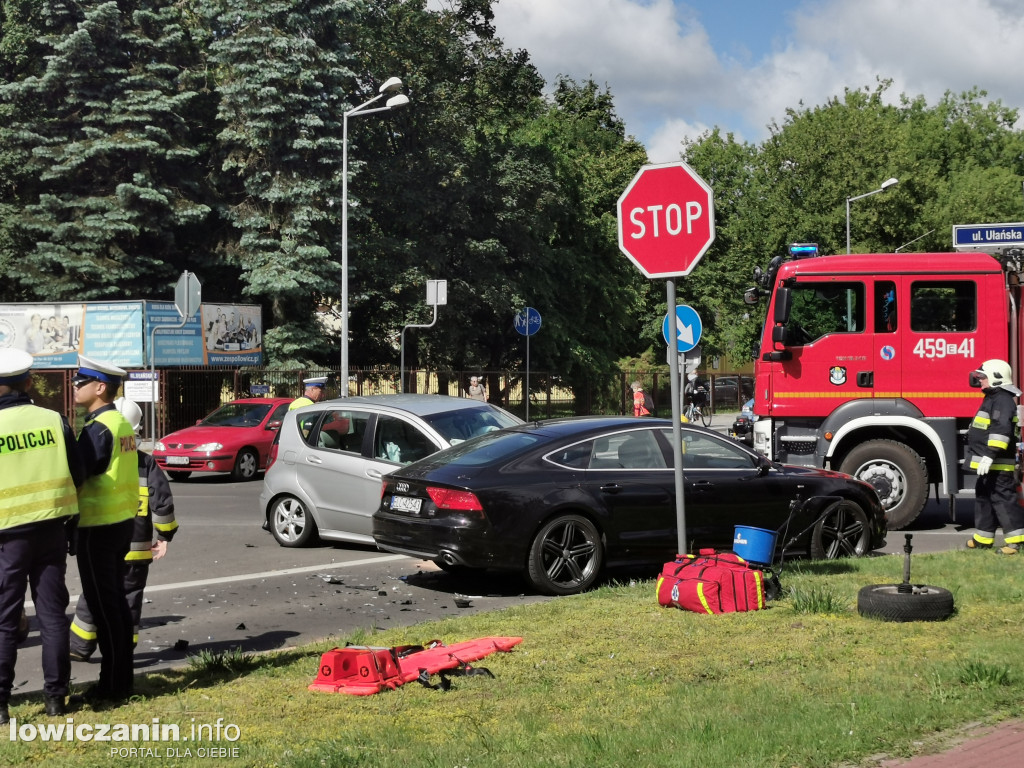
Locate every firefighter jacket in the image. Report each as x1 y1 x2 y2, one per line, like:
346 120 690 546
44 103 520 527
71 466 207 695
0 392 81 532
77 406 139 527
967 386 1019 473
126 452 178 563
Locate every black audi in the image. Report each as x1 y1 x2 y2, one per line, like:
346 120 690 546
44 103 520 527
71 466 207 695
373 417 887 595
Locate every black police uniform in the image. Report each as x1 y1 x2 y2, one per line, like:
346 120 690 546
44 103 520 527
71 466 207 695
0 390 83 716
76 403 138 702
70 451 177 658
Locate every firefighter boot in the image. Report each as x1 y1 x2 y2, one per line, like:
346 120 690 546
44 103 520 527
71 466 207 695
998 543 1020 555
966 538 993 550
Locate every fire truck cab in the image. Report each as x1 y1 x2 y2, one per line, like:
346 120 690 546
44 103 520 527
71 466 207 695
747 247 1023 529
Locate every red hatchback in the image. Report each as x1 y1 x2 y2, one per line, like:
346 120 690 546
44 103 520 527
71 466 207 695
153 397 292 481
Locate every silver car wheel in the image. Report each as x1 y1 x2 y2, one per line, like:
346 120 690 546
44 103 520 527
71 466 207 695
270 495 317 547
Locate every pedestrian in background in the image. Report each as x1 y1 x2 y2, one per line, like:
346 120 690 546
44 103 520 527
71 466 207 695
966 359 1024 554
71 398 178 661
631 381 654 417
71 355 138 705
289 376 327 410
466 375 487 402
0 349 82 723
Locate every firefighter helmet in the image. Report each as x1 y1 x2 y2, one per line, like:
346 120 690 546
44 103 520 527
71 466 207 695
114 397 144 434
976 359 1013 388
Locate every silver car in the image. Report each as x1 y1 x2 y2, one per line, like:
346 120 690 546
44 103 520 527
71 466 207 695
260 394 522 547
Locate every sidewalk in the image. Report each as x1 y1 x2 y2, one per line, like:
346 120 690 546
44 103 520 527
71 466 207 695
875 719 1024 767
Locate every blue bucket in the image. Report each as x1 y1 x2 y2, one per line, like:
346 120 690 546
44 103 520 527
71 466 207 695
733 525 777 565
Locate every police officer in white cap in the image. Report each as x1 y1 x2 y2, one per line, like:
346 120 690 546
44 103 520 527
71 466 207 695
289 375 328 410
70 355 138 705
0 349 83 723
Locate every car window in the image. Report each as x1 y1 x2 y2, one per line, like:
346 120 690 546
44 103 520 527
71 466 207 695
424 406 521 444
554 430 667 471
267 403 289 426
202 402 272 427
373 415 438 465
305 409 370 454
661 429 755 469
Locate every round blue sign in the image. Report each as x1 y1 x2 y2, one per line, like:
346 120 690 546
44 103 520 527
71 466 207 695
514 307 542 336
662 305 702 353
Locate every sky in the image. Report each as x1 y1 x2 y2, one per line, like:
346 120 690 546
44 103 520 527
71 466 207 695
469 0 1024 163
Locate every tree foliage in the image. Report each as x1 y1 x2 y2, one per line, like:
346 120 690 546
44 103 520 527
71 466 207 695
2 1 1023 384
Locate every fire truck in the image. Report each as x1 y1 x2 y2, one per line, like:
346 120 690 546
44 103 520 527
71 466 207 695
744 243 1024 529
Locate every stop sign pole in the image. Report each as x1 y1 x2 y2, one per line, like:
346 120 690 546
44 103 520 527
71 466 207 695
617 161 715 555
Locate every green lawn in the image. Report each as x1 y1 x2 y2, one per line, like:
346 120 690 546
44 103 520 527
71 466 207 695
7 550 1024 767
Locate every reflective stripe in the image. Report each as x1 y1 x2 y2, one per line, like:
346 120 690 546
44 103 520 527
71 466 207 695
754 571 764 610
974 533 996 545
70 618 97 640
697 583 713 614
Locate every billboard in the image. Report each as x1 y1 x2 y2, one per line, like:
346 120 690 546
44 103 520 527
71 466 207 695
0 301 262 368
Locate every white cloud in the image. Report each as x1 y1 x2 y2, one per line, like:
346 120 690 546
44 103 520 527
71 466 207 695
486 0 1024 155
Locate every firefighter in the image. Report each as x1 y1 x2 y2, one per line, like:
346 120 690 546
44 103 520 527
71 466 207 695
0 349 82 723
70 398 178 661
966 359 1024 554
289 376 327 410
70 355 138 705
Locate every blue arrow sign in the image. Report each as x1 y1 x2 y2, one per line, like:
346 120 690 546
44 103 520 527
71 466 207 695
514 307 542 336
953 222 1024 249
662 304 702 353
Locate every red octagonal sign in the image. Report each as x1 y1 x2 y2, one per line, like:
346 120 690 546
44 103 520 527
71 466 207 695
617 161 715 278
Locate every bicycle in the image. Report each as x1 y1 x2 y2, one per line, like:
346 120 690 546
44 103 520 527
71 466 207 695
684 390 712 427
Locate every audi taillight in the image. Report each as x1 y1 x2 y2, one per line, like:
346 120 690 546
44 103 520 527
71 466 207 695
426 487 483 514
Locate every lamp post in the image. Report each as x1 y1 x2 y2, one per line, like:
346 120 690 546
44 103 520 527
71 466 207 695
846 177 898 254
340 76 409 396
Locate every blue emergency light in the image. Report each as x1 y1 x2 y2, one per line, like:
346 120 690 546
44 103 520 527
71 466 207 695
789 243 819 258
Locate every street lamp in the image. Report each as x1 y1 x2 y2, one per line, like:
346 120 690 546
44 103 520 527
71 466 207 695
846 177 898 254
340 76 409 396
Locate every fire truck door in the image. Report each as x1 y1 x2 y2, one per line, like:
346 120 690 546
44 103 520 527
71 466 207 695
870 279 902 398
772 279 873 418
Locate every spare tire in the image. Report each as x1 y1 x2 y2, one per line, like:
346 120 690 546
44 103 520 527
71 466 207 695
857 583 954 622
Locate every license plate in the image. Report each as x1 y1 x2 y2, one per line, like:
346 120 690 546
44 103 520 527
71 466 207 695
390 496 422 513
166 456 190 466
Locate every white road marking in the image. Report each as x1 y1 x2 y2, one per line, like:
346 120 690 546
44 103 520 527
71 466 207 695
25 554 411 609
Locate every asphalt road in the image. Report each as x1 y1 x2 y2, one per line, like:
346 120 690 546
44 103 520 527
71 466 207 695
12 417 979 699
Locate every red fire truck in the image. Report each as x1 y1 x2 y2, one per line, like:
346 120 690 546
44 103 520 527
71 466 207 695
745 244 1023 529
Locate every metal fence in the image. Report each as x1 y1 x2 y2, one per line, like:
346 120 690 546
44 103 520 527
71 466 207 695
32 367 752 438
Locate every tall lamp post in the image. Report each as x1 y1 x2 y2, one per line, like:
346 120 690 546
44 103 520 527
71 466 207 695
340 76 409 396
846 177 898 254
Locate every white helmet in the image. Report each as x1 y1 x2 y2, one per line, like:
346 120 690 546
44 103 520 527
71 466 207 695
114 397 143 433
976 359 1013 389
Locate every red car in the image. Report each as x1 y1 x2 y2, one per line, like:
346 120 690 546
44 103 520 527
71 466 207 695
153 397 292 481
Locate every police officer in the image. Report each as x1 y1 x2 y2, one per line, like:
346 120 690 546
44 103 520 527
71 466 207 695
966 359 1024 554
71 355 138 705
71 398 178 660
0 349 82 723
289 376 327 410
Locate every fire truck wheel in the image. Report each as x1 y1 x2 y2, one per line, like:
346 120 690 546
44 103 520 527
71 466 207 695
857 584 954 622
810 499 871 559
838 440 927 530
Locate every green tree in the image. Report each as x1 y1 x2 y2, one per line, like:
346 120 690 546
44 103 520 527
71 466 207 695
0 0 210 300
203 0 358 366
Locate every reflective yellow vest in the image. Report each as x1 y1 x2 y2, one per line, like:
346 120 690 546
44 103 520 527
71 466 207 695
77 409 138 528
0 404 79 530
289 396 314 411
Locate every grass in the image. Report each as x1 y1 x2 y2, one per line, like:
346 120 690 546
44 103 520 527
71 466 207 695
7 550 1024 767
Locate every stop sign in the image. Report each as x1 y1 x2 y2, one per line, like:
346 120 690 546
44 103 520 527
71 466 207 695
617 161 715 278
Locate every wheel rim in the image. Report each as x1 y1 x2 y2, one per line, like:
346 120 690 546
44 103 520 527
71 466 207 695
851 459 906 511
818 502 868 558
237 451 257 479
539 519 599 590
273 498 306 543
